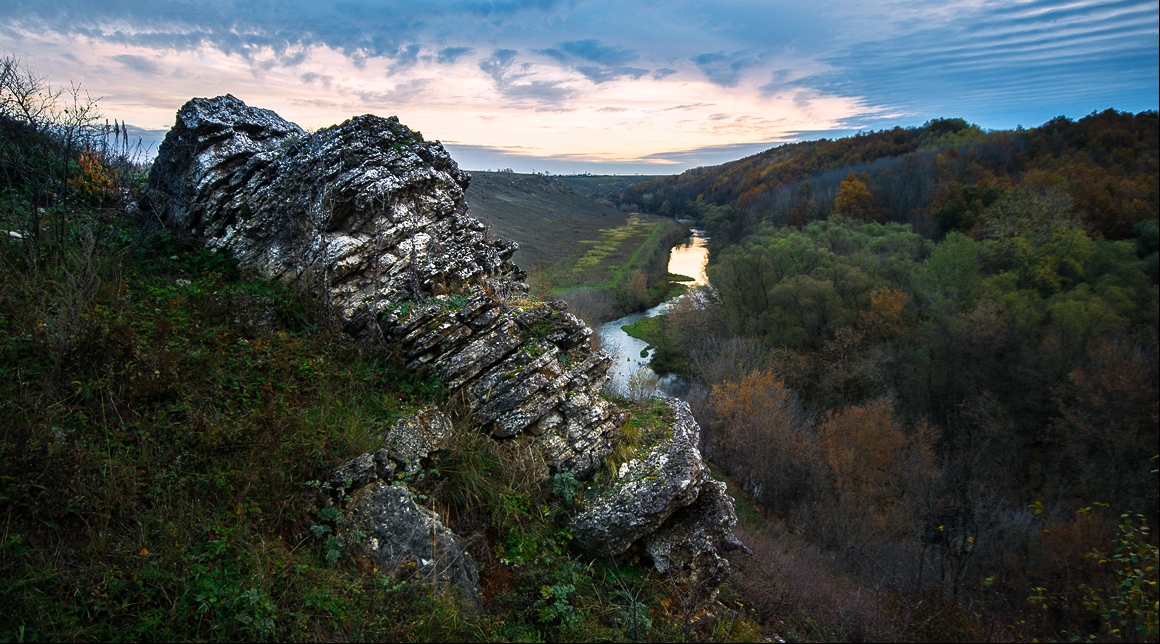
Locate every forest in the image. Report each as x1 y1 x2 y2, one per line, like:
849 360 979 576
2 48 1157 641
623 111 1159 640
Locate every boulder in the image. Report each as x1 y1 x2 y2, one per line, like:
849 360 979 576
571 398 741 598
341 482 479 599
385 407 453 471
570 397 709 556
144 95 620 477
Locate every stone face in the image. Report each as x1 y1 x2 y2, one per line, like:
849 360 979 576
341 482 479 599
643 481 750 603
385 407 453 471
144 94 619 477
571 398 740 596
147 96 742 600
571 397 709 556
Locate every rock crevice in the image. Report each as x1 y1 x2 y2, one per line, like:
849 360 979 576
144 95 742 599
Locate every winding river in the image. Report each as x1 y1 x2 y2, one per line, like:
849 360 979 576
598 229 708 394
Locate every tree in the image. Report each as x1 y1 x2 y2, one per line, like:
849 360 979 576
833 172 875 222
817 398 938 546
711 370 813 515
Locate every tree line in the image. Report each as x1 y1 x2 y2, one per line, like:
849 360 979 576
640 111 1158 640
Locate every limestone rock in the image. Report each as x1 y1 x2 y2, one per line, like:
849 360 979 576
570 397 709 556
145 96 743 599
341 482 479 599
144 95 619 477
330 449 396 492
643 481 750 603
571 398 739 596
385 407 453 471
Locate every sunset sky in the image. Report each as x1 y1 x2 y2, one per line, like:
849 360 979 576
2 0 1156 173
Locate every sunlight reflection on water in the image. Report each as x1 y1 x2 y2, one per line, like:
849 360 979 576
598 229 708 393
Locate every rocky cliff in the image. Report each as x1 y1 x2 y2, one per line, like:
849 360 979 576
143 95 743 600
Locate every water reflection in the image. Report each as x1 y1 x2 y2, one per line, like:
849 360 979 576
597 229 708 394
667 230 709 286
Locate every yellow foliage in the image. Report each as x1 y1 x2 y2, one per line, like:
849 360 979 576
833 172 875 222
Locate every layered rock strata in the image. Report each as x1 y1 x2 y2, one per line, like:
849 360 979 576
144 95 743 598
144 94 620 476
571 398 748 600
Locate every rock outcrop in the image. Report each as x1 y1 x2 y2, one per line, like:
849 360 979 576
144 94 620 476
144 95 742 599
340 482 480 599
571 398 747 600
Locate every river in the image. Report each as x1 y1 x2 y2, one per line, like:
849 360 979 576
597 229 708 394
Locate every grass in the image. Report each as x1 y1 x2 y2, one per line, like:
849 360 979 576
0 104 751 639
554 175 665 198
0 208 756 642
0 223 456 640
620 316 687 375
465 172 682 300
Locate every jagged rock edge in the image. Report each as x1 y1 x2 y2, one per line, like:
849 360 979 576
142 94 744 598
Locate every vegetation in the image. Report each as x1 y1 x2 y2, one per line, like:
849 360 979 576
631 111 1159 640
0 58 757 642
465 171 684 324
614 112 1157 246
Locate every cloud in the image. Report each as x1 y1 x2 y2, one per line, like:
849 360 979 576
558 39 638 66
573 65 648 83
390 44 421 71
536 39 650 84
1 0 1154 162
692 51 760 87
437 46 474 64
111 54 161 75
479 48 520 82
357 78 434 104
811 0 1159 125
480 48 576 105
301 72 334 89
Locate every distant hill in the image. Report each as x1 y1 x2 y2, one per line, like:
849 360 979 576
464 171 682 310
611 110 1158 245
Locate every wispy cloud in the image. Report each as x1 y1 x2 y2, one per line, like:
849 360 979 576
111 54 161 75
480 48 576 106
536 39 649 83
0 0 1153 170
692 51 761 87
437 46 474 64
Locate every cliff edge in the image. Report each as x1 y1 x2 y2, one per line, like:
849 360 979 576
142 94 744 599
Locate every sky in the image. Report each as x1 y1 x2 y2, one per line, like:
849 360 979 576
2 0 1156 173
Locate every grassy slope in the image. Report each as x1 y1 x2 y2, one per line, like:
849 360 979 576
0 213 757 642
554 174 665 198
464 172 679 294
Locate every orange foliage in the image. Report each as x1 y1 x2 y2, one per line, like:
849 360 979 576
1052 341 1159 504
711 370 812 511
818 398 938 539
857 287 910 341
833 172 875 222
69 151 118 204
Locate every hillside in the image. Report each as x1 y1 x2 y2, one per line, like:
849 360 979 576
614 110 1160 642
465 171 683 319
613 111 1158 246
0 82 754 642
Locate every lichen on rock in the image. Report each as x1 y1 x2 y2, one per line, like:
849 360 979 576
340 482 480 600
144 95 744 601
570 398 745 600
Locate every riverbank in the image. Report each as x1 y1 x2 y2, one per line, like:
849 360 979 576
597 229 708 393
